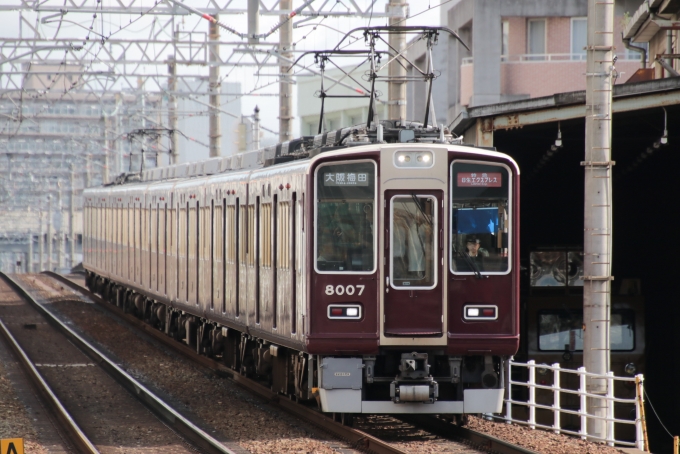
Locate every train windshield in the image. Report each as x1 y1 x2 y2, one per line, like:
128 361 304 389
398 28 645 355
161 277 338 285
315 160 376 273
538 310 635 351
450 161 511 274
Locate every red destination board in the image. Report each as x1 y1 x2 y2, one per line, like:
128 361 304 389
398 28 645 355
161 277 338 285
457 172 502 187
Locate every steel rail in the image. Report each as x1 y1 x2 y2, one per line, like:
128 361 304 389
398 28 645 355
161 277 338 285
399 415 540 454
44 271 409 454
0 272 99 454
7 272 236 454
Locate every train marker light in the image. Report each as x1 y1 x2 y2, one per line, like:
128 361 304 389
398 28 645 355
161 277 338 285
464 305 498 320
327 304 362 319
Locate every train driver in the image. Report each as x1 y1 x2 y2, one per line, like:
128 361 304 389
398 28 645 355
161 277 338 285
465 235 488 270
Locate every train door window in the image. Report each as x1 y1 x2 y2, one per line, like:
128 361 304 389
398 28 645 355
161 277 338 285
450 161 511 275
194 201 200 304
389 195 437 289
291 192 297 333
236 198 242 315
162 203 167 292
538 310 635 351
254 198 260 324
220 198 227 314
210 200 216 310
314 160 376 273
273 195 278 329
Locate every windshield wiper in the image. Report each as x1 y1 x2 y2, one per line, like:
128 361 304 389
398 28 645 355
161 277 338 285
411 194 433 226
453 246 483 279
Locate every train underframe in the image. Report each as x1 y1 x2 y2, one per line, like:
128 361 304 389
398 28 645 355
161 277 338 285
87 272 506 423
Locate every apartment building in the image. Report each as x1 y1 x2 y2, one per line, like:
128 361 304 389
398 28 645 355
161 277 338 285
404 0 648 124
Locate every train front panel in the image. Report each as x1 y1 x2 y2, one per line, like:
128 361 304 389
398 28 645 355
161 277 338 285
306 144 520 415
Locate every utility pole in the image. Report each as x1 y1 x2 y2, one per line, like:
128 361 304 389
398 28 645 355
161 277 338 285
253 106 261 150
69 165 76 269
584 0 614 441
39 209 44 272
47 194 53 271
248 0 260 44
279 0 293 142
388 0 408 122
27 231 33 273
169 25 180 165
209 17 222 157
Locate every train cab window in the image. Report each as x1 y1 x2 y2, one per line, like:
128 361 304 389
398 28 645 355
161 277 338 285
538 310 635 351
450 161 511 275
315 160 376 273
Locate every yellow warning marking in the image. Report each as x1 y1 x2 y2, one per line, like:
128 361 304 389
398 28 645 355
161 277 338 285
0 438 24 454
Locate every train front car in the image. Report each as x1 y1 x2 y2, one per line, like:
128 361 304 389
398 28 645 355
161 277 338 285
307 143 520 416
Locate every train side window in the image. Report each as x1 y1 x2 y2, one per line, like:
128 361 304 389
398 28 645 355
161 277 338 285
538 310 635 351
261 202 272 268
278 201 290 269
314 160 376 273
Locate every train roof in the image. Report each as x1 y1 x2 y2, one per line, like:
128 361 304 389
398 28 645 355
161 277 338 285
107 120 469 187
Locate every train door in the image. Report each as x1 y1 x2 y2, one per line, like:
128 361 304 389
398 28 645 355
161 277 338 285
383 190 443 336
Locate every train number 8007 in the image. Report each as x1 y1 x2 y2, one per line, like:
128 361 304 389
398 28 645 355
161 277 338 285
325 285 365 296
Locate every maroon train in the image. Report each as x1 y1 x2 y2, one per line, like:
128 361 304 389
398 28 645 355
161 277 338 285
83 122 520 420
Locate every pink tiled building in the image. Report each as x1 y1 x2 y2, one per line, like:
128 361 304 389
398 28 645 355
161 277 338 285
406 0 655 125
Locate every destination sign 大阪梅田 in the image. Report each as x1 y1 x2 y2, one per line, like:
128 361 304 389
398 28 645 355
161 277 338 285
323 172 370 186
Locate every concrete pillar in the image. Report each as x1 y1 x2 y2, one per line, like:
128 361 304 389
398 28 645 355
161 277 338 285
248 0 260 44
388 0 408 121
471 0 501 107
28 232 33 273
39 210 44 272
279 0 293 142
168 50 179 164
70 166 76 269
57 188 64 271
583 0 614 441
47 195 53 271
209 17 222 157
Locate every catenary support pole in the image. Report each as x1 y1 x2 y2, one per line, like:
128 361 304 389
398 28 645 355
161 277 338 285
388 0 408 122
39 210 44 272
279 0 293 142
70 165 76 269
169 26 179 165
584 0 614 441
47 194 53 272
248 0 260 44
209 17 222 158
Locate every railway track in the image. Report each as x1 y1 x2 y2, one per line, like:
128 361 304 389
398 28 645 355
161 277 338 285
0 271 237 454
42 271 538 454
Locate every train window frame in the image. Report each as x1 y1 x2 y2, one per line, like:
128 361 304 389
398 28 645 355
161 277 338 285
389 194 438 290
313 159 377 275
449 159 513 276
537 309 636 352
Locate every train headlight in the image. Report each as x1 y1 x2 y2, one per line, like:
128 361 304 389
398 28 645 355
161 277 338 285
625 363 636 375
394 150 434 168
537 364 549 375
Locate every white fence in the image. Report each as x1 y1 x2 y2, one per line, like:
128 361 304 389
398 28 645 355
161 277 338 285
494 359 645 449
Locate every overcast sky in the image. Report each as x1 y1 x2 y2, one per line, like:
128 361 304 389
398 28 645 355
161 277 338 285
1 1 444 146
